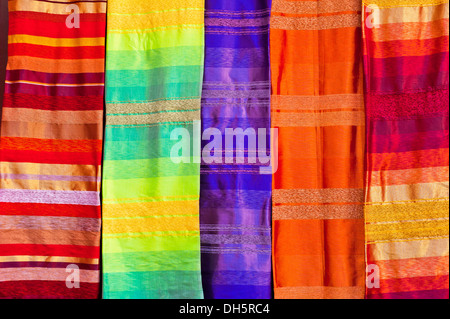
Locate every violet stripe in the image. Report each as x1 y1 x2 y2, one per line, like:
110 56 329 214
0 189 100 206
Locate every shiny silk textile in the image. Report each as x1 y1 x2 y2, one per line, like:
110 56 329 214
0 0 105 298
200 0 273 299
270 0 366 299
363 0 449 299
102 0 205 298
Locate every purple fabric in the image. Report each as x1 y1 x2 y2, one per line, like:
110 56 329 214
200 0 272 299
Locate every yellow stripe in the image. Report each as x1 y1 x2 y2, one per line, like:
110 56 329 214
103 216 200 234
366 200 449 223
108 0 204 14
364 0 448 8
103 201 199 218
8 35 104 47
367 219 449 243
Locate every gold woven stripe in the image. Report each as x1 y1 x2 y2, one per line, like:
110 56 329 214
367 238 449 260
272 94 364 111
271 14 361 30
273 188 364 204
106 109 200 125
107 99 200 114
273 204 364 220
365 199 449 223
272 0 362 15
272 111 365 127
363 0 448 8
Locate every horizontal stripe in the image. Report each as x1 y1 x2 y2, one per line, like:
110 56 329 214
363 0 448 8
8 34 105 47
104 216 200 234
103 236 201 254
5 82 104 97
369 167 449 186
369 148 449 171
0 203 100 218
272 0 362 14
365 199 449 223
106 109 200 125
1 149 101 165
273 204 364 220
368 274 449 295
1 122 102 140
107 0 204 14
107 99 200 114
368 182 449 203
0 281 100 299
0 262 99 270
367 19 449 42
9 43 105 60
0 215 99 232
3 93 104 111
9 18 105 39
374 256 449 279
0 162 99 178
0 229 100 246
108 9 204 30
1 108 103 124
0 189 100 206
367 36 449 59
271 13 361 30
275 286 365 299
366 219 449 244
0 255 98 265
0 173 99 183
273 110 365 127
0 268 99 283
1 179 98 192
369 289 449 299
1 137 102 153
367 238 449 260
272 94 364 111
7 56 105 73
103 201 198 219
9 0 106 14
273 188 364 204
0 244 99 259
6 70 104 86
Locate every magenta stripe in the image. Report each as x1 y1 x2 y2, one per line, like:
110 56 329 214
5 82 104 97
6 70 104 85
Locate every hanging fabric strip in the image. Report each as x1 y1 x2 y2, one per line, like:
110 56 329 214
200 0 273 299
270 0 366 299
102 0 205 299
0 0 105 298
363 0 449 299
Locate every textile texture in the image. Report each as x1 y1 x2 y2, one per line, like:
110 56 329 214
363 0 450 299
200 0 273 299
0 0 105 298
102 0 205 299
270 0 366 299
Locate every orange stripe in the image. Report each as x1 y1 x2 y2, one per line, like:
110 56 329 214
375 256 449 280
7 56 105 74
0 137 102 153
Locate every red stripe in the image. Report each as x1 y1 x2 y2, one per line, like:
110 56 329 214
0 150 102 165
8 11 106 23
8 43 105 60
0 281 100 299
3 93 104 111
0 203 100 218
9 18 106 38
0 244 100 259
367 275 449 295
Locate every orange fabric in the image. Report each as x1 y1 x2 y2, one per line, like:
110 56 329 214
271 0 365 299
